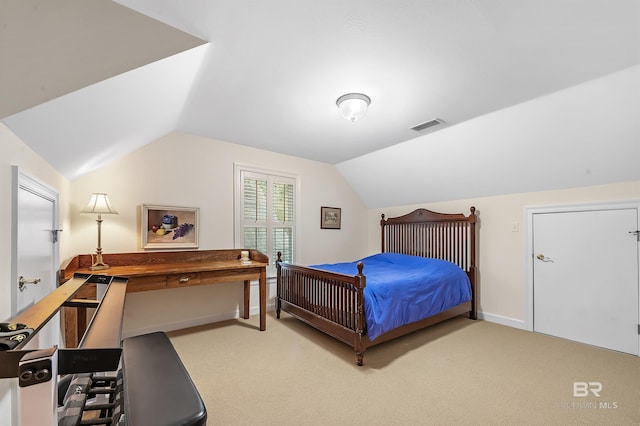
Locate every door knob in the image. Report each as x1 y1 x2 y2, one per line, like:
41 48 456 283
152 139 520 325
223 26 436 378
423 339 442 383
18 276 41 291
536 254 553 262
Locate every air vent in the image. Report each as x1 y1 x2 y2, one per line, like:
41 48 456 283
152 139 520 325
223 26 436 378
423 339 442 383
410 118 444 132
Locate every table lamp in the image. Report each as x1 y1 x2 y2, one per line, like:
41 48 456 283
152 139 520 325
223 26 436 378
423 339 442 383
80 193 118 270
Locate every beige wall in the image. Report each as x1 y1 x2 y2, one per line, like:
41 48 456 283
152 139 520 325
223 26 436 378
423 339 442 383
69 132 368 336
367 180 640 327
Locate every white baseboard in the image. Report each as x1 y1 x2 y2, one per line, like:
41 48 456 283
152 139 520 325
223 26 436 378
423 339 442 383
123 306 524 339
477 311 527 330
122 302 276 339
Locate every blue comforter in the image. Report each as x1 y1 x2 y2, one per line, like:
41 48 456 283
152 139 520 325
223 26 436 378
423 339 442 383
311 252 471 341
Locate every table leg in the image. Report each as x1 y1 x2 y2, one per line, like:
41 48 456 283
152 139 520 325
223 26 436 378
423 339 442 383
243 280 250 319
63 306 87 348
259 269 266 331
63 307 78 348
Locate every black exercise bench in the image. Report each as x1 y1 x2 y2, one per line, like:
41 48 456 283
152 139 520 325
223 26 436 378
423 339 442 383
59 331 207 425
121 331 207 426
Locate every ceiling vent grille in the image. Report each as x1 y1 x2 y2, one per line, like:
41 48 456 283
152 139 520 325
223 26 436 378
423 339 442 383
410 118 444 132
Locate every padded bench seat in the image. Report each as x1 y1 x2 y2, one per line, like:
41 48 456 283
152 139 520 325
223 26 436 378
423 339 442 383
122 332 207 426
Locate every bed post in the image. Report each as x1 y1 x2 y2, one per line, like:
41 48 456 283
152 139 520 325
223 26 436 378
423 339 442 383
276 251 282 319
380 214 386 253
354 261 366 366
468 207 477 320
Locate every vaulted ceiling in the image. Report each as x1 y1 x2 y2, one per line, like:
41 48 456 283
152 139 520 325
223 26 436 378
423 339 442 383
2 1 639 205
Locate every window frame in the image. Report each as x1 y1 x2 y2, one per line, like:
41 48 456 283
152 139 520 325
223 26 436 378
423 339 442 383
234 163 300 276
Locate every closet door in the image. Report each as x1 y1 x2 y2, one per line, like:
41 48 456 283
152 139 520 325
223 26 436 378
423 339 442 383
533 207 639 355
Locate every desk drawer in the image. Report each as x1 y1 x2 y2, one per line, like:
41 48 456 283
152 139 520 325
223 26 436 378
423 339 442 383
128 275 168 293
200 269 261 285
167 273 202 287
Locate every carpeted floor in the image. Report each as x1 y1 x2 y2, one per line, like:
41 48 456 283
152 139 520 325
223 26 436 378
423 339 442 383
167 312 640 425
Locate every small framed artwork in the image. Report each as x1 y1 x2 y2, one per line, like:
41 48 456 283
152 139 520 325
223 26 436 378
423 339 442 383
321 206 341 229
141 205 199 249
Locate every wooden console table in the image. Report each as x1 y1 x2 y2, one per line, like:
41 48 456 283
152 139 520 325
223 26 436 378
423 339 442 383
60 249 268 348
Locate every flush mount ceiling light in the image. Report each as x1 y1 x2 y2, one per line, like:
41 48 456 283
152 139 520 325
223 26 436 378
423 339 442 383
336 93 371 122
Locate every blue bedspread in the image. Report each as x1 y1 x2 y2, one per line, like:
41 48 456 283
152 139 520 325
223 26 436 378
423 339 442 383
310 252 471 341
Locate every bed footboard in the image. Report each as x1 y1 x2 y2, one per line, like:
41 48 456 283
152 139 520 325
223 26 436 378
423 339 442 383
276 254 368 363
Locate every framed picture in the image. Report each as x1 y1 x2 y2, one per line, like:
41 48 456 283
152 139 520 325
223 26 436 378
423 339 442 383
320 206 341 229
141 205 199 249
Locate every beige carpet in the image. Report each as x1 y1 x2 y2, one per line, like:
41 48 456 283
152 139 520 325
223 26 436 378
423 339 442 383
167 312 640 425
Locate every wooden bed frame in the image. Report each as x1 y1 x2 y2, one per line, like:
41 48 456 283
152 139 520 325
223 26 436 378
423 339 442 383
276 207 477 366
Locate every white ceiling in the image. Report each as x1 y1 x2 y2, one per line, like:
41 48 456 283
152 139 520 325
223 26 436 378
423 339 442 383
2 1 639 196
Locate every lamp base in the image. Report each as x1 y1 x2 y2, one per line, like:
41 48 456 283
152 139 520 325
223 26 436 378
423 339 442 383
90 253 110 270
90 263 110 271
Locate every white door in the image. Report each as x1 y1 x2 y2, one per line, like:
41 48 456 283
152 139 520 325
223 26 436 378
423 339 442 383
15 182 60 348
12 169 60 349
533 207 639 355
5 168 60 426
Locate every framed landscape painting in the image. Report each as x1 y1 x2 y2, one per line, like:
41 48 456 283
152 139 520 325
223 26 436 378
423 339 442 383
141 205 199 249
320 206 341 229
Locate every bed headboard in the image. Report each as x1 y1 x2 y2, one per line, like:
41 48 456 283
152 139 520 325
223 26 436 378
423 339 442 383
380 207 477 273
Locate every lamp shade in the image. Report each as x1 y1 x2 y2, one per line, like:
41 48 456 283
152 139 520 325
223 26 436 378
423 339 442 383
80 193 118 215
336 93 371 122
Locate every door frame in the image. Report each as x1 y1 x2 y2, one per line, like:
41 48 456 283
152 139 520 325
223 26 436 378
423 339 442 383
524 200 640 336
10 165 60 316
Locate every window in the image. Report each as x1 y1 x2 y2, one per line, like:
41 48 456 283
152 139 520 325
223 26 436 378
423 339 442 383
235 165 297 274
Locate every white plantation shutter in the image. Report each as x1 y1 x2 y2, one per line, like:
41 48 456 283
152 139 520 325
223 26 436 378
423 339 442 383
272 181 294 264
236 167 297 273
242 176 268 256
